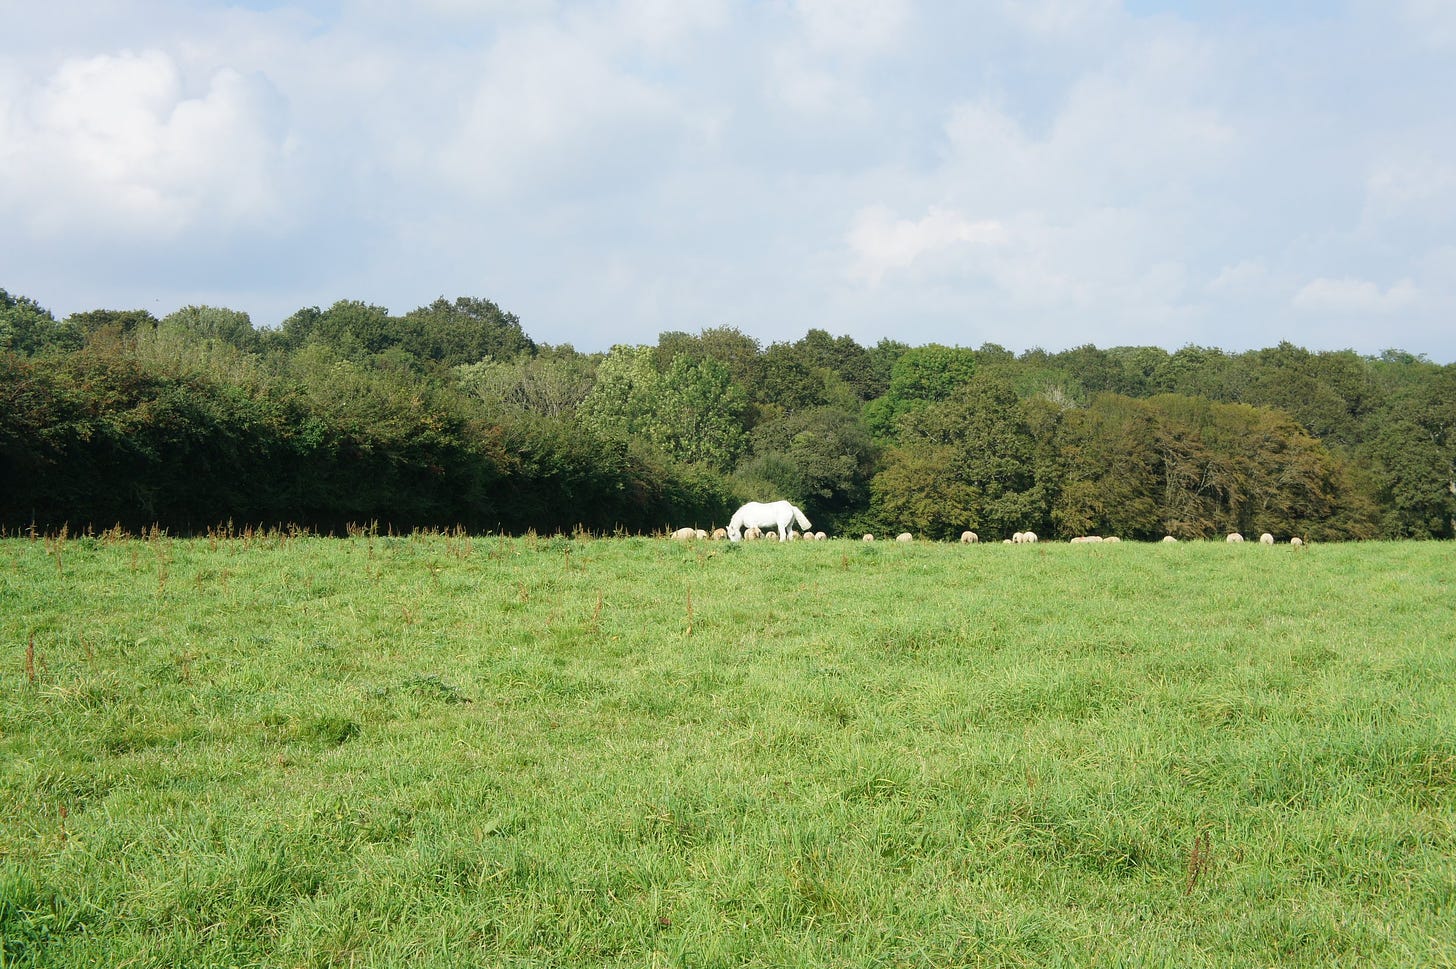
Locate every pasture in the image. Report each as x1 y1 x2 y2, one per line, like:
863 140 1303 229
2 531 1453 967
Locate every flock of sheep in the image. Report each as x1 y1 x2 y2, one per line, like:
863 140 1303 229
671 526 829 541
670 526 1307 545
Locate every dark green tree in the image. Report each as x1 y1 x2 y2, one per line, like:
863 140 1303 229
401 296 537 366
734 406 876 530
67 308 159 340
1052 394 1162 538
1 289 80 354
161 305 260 352
1357 363 1456 537
863 344 978 438
870 374 1044 540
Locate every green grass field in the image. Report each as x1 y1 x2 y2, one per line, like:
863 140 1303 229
2 531 1453 967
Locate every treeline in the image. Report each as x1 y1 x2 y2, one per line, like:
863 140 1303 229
2 287 1453 540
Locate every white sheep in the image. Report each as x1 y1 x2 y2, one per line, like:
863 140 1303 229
1021 531 1038 544
1227 532 1244 543
1161 535 1178 543
711 527 728 540
1259 532 1274 545
813 531 827 540
896 532 913 542
960 530 979 544
862 533 875 542
671 527 697 540
1011 531 1025 543
1104 536 1120 543
744 526 763 541
1290 536 1305 547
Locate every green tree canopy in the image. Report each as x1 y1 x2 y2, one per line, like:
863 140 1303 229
579 346 747 472
735 405 876 529
161 305 260 352
1 289 80 355
401 296 537 366
863 343 979 438
871 374 1044 540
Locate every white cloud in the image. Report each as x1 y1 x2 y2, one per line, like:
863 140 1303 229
766 51 874 118
1292 277 1420 315
938 30 1235 217
793 0 909 56
438 23 679 199
1208 261 1272 296
848 205 1005 285
1399 0 1456 48
613 0 729 54
0 49 289 238
1364 153 1456 223
998 0 1119 36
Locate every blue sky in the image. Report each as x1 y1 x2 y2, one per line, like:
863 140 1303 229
2 0 1453 360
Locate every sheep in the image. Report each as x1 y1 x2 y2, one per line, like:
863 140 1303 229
1290 536 1305 547
1070 535 1103 544
1104 536 1120 543
862 533 875 542
1011 531 1025 543
711 527 728 540
896 532 913 542
1002 538 1013 544
813 531 827 540
1226 532 1244 543
1162 535 1178 543
1016 531 1038 544
743 526 763 541
671 527 697 540
1259 532 1274 545
960 530 979 544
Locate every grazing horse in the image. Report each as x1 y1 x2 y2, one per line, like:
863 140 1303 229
727 500 811 542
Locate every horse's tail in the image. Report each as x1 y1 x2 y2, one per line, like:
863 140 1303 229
794 506 812 531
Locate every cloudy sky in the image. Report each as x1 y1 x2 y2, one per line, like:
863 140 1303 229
2 0 1454 359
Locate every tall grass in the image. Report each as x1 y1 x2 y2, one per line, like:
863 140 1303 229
2 534 1453 966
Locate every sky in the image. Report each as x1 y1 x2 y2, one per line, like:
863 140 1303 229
2 0 1454 360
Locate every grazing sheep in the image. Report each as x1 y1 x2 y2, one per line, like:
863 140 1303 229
1003 539 1013 544
711 527 728 540
1070 535 1103 544
1011 531 1025 543
1104 536 1120 543
1021 531 1038 544
863 533 875 542
1162 535 1178 543
671 527 697 540
1290 536 1305 547
743 526 763 541
1227 532 1244 543
896 532 913 542
814 531 827 540
960 530 979 544
1259 532 1274 545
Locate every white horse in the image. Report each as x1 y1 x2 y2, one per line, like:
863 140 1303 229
727 500 811 542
